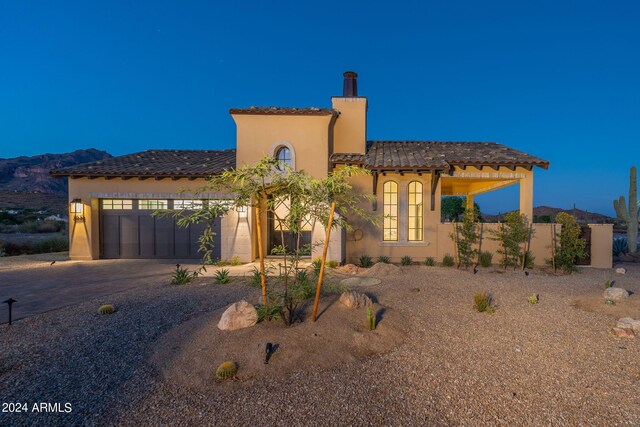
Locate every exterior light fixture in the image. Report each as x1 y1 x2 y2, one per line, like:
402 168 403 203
3 298 16 325
70 198 85 223
236 204 247 218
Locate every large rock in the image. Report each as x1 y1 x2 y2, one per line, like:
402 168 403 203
339 291 372 309
603 287 629 302
609 327 636 339
217 300 258 331
617 317 640 333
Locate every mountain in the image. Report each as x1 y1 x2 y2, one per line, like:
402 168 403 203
483 205 615 224
0 149 111 196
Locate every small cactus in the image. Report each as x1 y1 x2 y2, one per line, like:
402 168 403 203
215 361 237 380
366 302 376 331
527 293 539 304
98 304 116 315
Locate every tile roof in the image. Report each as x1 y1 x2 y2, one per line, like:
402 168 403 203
229 106 338 116
50 149 236 178
331 141 549 171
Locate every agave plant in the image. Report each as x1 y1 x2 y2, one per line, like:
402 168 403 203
613 237 629 256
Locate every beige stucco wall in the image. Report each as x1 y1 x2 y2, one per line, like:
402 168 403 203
589 224 613 268
67 177 250 261
436 223 553 266
344 172 442 264
232 114 335 178
331 97 367 154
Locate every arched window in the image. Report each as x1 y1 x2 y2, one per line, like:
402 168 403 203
383 181 398 241
275 146 292 170
408 181 423 241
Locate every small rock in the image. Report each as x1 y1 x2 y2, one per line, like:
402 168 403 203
616 317 640 333
339 291 372 309
217 300 258 330
603 287 629 302
615 267 626 274
609 327 636 339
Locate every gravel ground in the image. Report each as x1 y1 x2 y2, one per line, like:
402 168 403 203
1 264 639 426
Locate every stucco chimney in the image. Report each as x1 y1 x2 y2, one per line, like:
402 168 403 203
342 71 358 97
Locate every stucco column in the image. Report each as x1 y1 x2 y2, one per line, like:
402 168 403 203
519 172 534 221
466 194 475 212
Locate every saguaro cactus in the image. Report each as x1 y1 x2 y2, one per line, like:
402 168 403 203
613 166 638 253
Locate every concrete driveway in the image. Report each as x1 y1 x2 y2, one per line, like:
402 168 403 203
0 255 208 323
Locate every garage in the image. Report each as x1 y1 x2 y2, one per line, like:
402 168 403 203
99 199 221 260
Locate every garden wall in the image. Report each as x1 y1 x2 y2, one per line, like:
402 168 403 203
436 223 612 268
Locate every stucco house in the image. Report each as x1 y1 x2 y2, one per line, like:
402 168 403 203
51 72 612 267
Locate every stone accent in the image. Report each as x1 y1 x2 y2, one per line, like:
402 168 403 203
609 327 636 339
217 300 258 331
339 291 372 309
616 317 640 333
603 287 629 302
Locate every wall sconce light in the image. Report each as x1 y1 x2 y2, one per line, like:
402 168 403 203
236 205 247 218
70 198 85 222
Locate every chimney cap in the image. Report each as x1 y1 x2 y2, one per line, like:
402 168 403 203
343 71 358 78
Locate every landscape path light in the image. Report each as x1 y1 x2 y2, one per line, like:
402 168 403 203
3 298 16 325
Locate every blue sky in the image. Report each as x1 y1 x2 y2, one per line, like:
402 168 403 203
1 1 638 215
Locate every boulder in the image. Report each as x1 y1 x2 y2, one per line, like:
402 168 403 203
609 327 636 339
339 264 360 275
217 300 258 331
339 291 372 309
603 287 629 302
615 267 627 274
616 317 640 333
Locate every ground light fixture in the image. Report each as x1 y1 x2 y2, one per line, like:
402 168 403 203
3 298 16 325
70 198 85 223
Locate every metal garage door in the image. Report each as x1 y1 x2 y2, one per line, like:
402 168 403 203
99 199 221 260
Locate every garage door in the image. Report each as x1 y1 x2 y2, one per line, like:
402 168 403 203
99 199 221 260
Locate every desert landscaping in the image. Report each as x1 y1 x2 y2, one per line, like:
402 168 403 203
1 261 639 426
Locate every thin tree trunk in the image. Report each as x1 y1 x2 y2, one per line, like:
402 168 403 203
551 224 556 273
475 222 483 268
255 204 269 320
522 222 533 271
452 221 460 268
312 201 335 322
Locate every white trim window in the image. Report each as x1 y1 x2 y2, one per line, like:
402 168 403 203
408 181 424 241
173 199 203 210
139 200 168 210
101 199 133 210
383 181 398 241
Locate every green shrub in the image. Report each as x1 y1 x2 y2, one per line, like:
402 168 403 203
520 250 535 269
478 251 493 268
171 264 199 285
442 254 454 267
605 280 615 289
527 293 539 304
423 257 435 266
230 256 242 266
400 255 413 266
473 292 495 313
359 255 373 268
255 303 284 322
326 260 338 269
450 210 480 268
32 236 69 253
214 268 231 284
550 212 587 273
215 361 237 380
98 304 116 315
490 211 534 269
249 267 262 288
377 255 390 264
312 258 323 276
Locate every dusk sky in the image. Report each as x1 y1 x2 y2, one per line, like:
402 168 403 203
1 1 638 215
